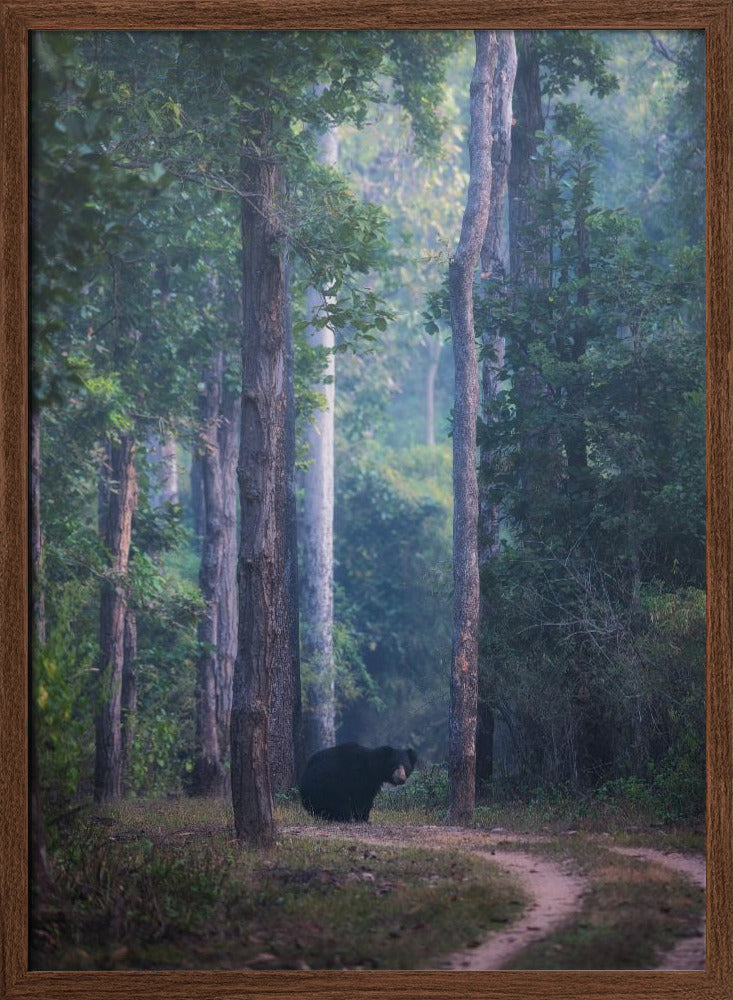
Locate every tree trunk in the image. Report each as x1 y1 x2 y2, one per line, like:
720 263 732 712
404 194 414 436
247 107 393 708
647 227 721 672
216 374 240 776
231 133 286 846
30 404 52 896
269 258 303 790
476 31 517 794
507 30 560 531
479 29 517 565
94 434 137 802
508 31 544 285
146 433 179 508
190 450 205 548
424 332 442 448
31 407 46 644
192 351 227 796
301 124 338 759
448 29 499 825
121 608 137 795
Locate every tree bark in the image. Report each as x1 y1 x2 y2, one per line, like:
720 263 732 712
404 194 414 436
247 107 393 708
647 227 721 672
448 29 499 825
192 351 227 796
231 132 286 846
146 433 179 508
121 608 137 795
424 332 442 448
508 31 544 286
30 404 52 896
94 434 137 802
507 30 561 530
216 373 240 776
479 29 517 565
269 257 303 790
476 31 517 794
31 407 46 644
301 124 338 758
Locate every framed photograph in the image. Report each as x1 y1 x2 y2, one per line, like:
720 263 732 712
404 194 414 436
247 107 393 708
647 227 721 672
1 2 730 999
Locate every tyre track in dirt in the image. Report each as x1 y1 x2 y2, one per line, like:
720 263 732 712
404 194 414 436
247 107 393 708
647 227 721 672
284 824 705 971
608 845 706 971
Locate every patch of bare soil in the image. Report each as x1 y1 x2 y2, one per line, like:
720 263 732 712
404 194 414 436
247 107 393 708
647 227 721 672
609 845 706 971
283 824 705 971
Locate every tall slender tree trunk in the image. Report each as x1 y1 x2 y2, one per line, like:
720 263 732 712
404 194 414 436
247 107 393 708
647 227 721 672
269 258 303 789
424 332 442 448
94 434 137 802
476 31 517 792
301 124 338 758
231 132 286 846
121 609 137 795
216 375 240 776
30 404 52 895
31 408 46 643
508 31 544 285
507 30 560 530
192 351 227 796
448 29 499 825
146 433 179 508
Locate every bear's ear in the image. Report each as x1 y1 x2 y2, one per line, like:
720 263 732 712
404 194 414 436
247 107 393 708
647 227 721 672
408 748 417 769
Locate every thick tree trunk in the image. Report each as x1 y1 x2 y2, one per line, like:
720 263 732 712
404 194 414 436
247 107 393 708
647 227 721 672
94 434 137 802
476 31 517 794
216 376 240 774
269 258 303 790
301 124 338 758
192 352 227 796
448 30 499 825
231 135 286 846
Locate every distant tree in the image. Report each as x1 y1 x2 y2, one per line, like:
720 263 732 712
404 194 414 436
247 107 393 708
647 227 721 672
301 122 339 759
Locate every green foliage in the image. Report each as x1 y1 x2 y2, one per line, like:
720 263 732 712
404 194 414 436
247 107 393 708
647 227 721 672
334 445 452 756
476 71 704 801
35 583 97 814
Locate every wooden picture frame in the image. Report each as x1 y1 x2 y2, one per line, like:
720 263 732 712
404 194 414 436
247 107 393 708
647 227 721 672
1 2 729 998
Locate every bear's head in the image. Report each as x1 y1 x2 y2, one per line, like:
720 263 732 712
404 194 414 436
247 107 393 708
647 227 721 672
386 747 417 786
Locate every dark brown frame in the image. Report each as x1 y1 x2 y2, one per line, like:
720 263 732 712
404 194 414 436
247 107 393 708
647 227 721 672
1 3 730 998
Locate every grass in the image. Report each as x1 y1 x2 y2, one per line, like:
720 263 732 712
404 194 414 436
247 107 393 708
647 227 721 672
32 798 525 971
498 837 704 970
33 795 705 972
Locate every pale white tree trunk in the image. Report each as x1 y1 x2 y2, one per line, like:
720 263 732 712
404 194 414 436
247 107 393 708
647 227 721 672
302 124 338 756
146 432 179 508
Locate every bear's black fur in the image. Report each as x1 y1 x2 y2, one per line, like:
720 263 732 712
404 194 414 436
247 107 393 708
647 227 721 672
299 742 417 822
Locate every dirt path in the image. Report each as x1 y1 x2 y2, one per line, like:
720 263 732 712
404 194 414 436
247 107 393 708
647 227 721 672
608 845 706 971
436 848 585 970
284 824 705 971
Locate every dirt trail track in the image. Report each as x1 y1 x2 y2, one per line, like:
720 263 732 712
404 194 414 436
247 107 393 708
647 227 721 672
285 824 705 971
609 845 706 971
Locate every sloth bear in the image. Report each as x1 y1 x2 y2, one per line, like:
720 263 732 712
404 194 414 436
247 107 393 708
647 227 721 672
299 742 417 822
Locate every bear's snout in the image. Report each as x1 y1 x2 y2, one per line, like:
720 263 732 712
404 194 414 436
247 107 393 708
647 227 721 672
390 765 407 785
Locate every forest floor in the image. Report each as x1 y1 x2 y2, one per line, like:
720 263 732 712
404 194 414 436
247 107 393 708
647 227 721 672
32 798 705 972
284 821 706 971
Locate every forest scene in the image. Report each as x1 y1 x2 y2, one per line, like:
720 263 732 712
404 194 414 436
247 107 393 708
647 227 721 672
31 28 706 972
